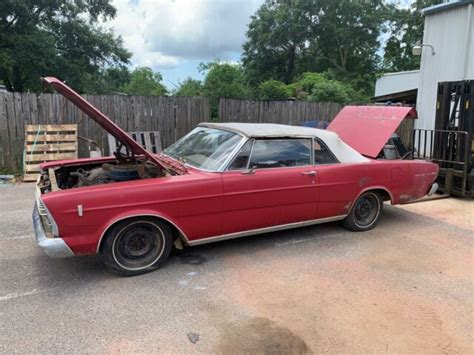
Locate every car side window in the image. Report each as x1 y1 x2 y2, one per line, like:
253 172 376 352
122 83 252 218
227 140 253 170
248 139 311 169
314 139 338 165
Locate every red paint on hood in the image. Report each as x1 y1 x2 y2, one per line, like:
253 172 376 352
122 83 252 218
327 105 417 158
41 77 165 168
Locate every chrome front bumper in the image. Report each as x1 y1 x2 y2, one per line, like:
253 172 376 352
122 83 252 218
33 203 74 258
427 183 439 196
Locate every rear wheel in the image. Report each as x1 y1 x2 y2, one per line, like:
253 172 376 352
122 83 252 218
101 217 173 276
342 191 383 231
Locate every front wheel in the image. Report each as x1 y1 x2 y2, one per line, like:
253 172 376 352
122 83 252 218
101 217 173 276
342 192 383 231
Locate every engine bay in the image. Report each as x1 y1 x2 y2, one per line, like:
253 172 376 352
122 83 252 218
38 159 171 193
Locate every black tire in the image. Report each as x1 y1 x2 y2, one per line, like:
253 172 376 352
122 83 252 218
101 217 173 276
342 191 383 232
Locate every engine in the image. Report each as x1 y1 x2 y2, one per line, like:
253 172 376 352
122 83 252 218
38 160 169 193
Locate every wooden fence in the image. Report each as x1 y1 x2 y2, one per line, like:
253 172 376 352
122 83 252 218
0 93 416 173
219 98 415 149
219 99 343 125
0 93 210 172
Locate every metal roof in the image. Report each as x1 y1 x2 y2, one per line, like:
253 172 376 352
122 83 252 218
423 0 474 15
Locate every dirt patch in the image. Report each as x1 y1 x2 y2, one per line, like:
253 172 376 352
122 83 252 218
219 317 311 355
217 208 473 354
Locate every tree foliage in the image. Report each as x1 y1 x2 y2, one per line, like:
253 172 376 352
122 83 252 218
121 67 167 96
200 62 250 117
292 72 365 103
0 0 130 92
242 0 389 96
254 72 366 103
174 78 203 97
383 0 443 71
258 80 291 100
82 65 131 94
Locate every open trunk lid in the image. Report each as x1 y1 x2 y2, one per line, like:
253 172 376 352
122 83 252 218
327 105 417 158
41 77 166 168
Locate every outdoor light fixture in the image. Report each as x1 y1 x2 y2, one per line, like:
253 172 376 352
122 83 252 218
412 41 436 56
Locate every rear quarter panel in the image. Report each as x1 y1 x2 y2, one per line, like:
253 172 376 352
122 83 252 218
315 159 438 218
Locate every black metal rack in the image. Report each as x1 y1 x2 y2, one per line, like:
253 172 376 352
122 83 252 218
413 80 474 197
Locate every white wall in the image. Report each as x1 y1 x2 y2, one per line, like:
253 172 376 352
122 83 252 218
375 70 419 97
416 4 474 130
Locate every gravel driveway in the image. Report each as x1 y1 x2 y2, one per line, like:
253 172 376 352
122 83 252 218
0 184 472 354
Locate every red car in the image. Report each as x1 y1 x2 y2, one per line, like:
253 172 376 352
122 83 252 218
33 78 438 275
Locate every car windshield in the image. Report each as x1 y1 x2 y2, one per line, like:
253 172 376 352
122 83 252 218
163 127 243 171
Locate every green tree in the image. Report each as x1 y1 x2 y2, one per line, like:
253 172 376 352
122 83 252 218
242 0 388 96
174 78 203 97
121 67 167 96
308 81 351 103
200 62 250 117
383 0 443 71
242 0 313 86
289 72 365 103
83 65 131 94
0 0 130 92
258 80 291 100
311 1 387 76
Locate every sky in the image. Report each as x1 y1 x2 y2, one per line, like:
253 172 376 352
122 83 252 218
108 0 263 89
107 0 415 89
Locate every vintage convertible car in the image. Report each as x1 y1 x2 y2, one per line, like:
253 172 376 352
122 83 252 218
33 78 439 275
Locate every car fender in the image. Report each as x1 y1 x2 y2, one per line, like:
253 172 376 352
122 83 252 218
348 185 394 212
95 209 190 254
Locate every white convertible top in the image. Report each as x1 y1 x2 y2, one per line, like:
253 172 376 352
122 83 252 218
199 122 369 164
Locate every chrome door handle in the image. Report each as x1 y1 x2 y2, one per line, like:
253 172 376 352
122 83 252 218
301 170 317 176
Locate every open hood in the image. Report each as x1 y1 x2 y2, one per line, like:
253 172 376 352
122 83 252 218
42 77 165 168
327 105 417 158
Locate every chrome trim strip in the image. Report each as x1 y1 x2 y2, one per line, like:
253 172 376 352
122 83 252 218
33 203 74 258
218 136 249 172
222 138 254 171
187 215 347 246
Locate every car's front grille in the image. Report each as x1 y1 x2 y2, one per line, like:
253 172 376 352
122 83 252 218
36 197 54 238
37 199 48 216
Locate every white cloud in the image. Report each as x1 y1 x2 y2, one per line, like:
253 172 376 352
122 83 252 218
108 0 262 69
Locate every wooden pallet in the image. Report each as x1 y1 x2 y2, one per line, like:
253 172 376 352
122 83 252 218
23 124 78 182
108 131 162 155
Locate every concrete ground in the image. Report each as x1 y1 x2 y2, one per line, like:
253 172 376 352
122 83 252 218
0 183 472 354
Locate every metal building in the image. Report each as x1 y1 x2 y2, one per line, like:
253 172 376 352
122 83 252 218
416 0 474 131
375 0 474 130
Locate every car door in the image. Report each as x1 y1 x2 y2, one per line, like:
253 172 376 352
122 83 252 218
221 138 318 235
312 138 361 219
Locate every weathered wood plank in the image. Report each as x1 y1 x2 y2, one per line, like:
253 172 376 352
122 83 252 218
23 173 40 181
25 124 77 132
0 93 10 170
25 152 77 162
25 134 77 142
24 165 41 173
25 143 77 152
